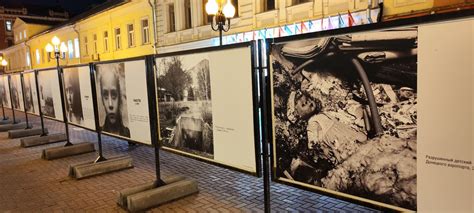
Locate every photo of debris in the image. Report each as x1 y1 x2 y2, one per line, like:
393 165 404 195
156 55 214 159
271 27 417 210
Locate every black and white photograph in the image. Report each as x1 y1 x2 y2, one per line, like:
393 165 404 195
271 28 418 210
64 67 84 125
23 72 36 114
10 74 23 111
157 55 214 159
96 62 130 138
0 75 10 108
37 70 57 118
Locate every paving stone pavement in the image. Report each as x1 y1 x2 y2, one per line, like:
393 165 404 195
0 109 382 212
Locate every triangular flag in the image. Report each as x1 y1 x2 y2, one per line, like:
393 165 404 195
284 25 293 36
328 16 334 30
348 10 355 27
338 13 345 28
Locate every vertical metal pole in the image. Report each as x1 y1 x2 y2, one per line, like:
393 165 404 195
56 58 72 146
258 40 271 213
1 98 7 120
35 70 47 136
90 63 107 163
219 28 223 46
145 55 165 186
8 75 18 124
20 74 31 129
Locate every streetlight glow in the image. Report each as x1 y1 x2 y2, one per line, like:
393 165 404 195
60 42 68 53
45 43 54 53
223 0 235 18
1 59 7 66
51 36 61 46
205 0 219 15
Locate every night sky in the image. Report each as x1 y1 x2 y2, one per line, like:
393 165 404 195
1 0 108 16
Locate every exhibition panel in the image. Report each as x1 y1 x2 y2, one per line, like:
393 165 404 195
1 75 11 109
62 66 96 130
155 43 259 174
269 16 473 212
22 71 40 115
10 74 24 112
37 68 64 121
95 59 152 145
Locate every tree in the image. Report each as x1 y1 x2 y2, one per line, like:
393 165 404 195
157 57 192 101
196 59 211 100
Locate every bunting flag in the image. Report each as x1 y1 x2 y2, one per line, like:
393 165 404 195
312 19 322 32
265 28 275 39
258 29 267 40
301 21 309 34
338 13 345 28
327 16 334 30
244 31 254 41
348 10 355 27
236 33 244 42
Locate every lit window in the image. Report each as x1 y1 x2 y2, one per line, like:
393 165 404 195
74 38 80 58
103 31 109 52
168 4 175 32
93 34 98 53
115 28 121 50
127 24 135 47
19 32 22 40
141 19 149 44
26 52 31 66
5 20 12 31
23 30 27 38
84 36 88 55
35 49 40 64
184 0 192 29
68 40 74 59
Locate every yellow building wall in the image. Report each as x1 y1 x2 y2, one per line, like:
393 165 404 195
75 0 155 63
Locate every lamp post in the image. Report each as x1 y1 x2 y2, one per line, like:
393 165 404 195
205 0 236 46
45 36 73 146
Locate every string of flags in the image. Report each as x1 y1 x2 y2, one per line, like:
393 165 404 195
215 7 380 46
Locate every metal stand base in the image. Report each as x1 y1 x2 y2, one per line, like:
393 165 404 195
117 175 198 212
0 123 29 132
8 127 44 139
41 142 95 160
69 155 132 179
20 133 66 148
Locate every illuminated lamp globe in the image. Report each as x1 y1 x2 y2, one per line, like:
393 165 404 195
1 59 7 66
51 36 61 46
223 0 235 18
60 42 68 53
45 43 54 53
205 0 218 15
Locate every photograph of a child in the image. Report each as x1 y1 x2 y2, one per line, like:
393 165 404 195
10 75 22 111
157 55 214 159
23 73 36 114
96 62 130 138
271 28 418 210
64 67 84 125
37 70 56 118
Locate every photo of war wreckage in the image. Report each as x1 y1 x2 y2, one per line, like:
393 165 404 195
271 27 417 210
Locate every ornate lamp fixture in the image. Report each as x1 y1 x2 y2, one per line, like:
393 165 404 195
205 0 236 45
45 36 68 66
0 56 8 67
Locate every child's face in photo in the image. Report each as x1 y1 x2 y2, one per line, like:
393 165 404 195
295 94 317 120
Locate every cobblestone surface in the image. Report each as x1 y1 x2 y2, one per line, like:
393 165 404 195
0 109 381 212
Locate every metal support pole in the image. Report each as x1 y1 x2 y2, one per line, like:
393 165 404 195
1 101 7 120
8 75 18 124
219 27 223 46
56 58 72 147
34 70 47 136
90 63 107 163
258 40 271 213
145 55 165 187
20 74 31 129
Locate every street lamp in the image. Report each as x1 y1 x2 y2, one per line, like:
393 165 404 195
0 56 8 121
205 0 236 46
45 36 73 146
0 57 7 67
46 36 68 66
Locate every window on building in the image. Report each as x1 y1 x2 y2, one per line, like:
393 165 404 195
19 32 22 40
262 0 275 12
115 28 121 50
67 40 74 59
74 38 80 58
35 49 40 64
23 30 26 39
141 19 150 44
231 0 239 16
5 20 12 31
127 24 135 47
93 34 98 53
103 31 109 52
202 0 213 25
184 0 192 29
26 52 31 66
168 4 176 32
292 0 311 5
84 36 88 55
